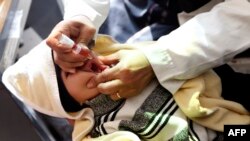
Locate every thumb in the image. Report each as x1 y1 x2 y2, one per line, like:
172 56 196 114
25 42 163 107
87 63 120 89
98 53 120 66
76 25 96 47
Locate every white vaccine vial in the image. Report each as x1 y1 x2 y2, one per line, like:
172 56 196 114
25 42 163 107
59 34 92 59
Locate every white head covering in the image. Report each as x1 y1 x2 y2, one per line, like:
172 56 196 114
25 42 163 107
1 41 94 120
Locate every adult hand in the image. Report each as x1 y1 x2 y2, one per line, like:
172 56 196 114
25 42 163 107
88 48 155 101
46 15 96 73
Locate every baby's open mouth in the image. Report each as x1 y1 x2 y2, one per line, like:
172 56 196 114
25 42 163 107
78 59 107 73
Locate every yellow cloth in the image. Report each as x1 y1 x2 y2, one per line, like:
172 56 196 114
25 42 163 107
73 119 97 141
174 70 250 131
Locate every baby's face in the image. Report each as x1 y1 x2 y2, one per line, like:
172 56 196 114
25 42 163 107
61 59 107 104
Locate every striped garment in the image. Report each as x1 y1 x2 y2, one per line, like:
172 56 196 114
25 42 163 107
86 80 223 141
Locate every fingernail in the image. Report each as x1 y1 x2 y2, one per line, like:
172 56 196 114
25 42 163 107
87 82 94 88
69 69 76 73
78 62 84 66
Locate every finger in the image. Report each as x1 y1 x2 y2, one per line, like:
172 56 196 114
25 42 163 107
75 43 94 59
97 79 123 95
98 53 119 66
53 52 84 72
87 65 120 88
76 25 96 47
55 60 81 73
46 31 73 53
89 56 109 72
110 92 123 101
53 50 86 63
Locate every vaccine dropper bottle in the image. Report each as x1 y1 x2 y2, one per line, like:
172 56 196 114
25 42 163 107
59 34 93 59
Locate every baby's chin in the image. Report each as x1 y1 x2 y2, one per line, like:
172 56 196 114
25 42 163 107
82 88 100 101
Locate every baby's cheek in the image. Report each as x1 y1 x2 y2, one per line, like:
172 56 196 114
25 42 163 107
79 87 99 102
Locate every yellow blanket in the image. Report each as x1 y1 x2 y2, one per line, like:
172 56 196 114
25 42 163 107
174 70 250 131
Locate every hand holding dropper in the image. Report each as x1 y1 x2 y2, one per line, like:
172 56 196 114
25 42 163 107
59 34 107 73
59 34 95 59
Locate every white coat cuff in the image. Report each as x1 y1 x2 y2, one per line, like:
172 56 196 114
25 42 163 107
141 43 185 94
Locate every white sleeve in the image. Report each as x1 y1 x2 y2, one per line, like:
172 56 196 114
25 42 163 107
142 0 250 92
62 0 109 30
